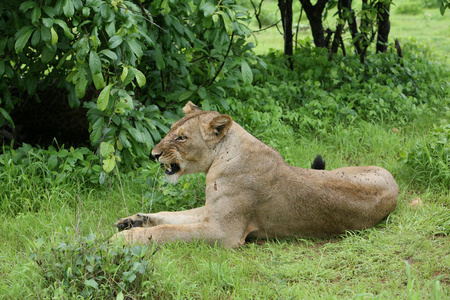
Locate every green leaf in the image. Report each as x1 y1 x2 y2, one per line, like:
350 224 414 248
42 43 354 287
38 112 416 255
109 35 123 49
241 60 253 85
201 2 216 16
92 72 106 89
119 132 132 148
0 37 7 53
90 116 104 144
155 46 165 70
197 87 207 99
122 67 136 87
74 67 88 98
221 12 233 36
50 27 58 45
89 50 102 74
99 170 106 184
0 108 15 127
99 49 117 60
68 87 80 108
53 19 74 39
179 90 193 101
84 279 98 290
97 84 113 111
134 69 146 87
160 0 171 14
127 127 145 143
31 7 42 25
120 66 129 83
19 1 37 13
63 0 75 17
40 26 51 45
42 5 56 18
82 7 90 17
118 91 134 110
127 39 143 58
201 99 210 111
31 30 41 47
100 141 115 157
116 291 124 300
15 27 35 53
42 18 53 28
41 45 57 63
48 155 58 169
105 22 116 37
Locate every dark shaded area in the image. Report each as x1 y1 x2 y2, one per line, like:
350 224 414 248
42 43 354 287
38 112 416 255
1 84 94 149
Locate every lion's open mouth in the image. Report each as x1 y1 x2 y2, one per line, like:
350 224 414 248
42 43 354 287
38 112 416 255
163 163 180 175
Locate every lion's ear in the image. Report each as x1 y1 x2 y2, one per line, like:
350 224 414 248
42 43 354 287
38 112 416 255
207 114 232 140
182 101 202 115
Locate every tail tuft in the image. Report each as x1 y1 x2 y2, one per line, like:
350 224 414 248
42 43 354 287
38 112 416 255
311 155 325 170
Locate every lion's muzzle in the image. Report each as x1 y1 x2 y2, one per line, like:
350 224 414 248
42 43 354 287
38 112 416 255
163 163 180 175
151 151 181 176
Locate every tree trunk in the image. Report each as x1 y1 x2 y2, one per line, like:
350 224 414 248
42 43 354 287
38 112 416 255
278 0 294 68
331 0 345 56
376 0 391 53
299 0 328 48
341 0 362 54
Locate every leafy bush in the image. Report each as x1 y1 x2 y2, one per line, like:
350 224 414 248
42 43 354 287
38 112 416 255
236 42 449 134
0 0 256 176
31 234 154 299
422 0 441 8
396 1 424 15
0 144 102 215
400 120 450 189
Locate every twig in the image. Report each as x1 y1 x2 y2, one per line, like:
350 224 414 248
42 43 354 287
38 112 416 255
253 20 282 33
250 0 265 30
208 32 235 86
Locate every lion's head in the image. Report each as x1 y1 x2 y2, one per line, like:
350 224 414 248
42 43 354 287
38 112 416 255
151 101 233 183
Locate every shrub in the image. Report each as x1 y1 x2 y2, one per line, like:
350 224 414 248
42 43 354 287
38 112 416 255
400 120 450 189
396 1 424 15
237 42 450 133
31 234 155 299
0 0 256 177
0 144 102 215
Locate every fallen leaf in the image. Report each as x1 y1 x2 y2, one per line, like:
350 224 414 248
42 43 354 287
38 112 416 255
408 198 423 208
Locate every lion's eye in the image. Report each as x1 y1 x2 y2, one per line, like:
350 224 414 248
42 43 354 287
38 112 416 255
176 135 187 141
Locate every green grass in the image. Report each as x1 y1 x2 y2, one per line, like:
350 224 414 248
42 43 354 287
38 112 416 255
1 114 449 298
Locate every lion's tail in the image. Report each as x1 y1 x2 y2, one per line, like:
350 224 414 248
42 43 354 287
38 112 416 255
311 155 325 170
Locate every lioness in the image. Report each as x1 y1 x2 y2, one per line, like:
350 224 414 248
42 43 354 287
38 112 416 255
113 102 398 248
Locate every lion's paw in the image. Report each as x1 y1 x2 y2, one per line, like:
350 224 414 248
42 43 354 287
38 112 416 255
114 213 151 231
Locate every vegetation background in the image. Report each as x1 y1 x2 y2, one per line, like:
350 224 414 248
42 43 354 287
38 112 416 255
0 0 449 298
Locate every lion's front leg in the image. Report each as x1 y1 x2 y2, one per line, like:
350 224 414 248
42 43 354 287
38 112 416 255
111 222 241 248
114 207 206 231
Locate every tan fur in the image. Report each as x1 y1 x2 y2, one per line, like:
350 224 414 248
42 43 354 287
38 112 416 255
112 102 399 248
